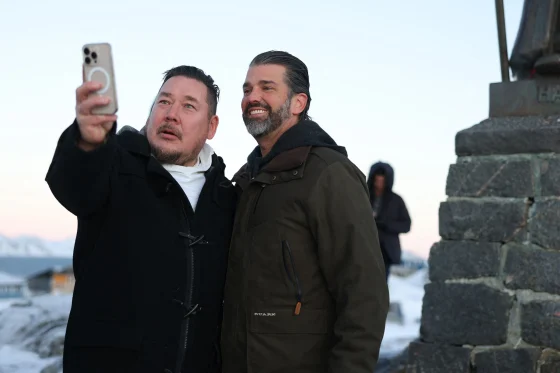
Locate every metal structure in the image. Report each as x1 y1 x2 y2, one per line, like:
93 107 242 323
495 0 510 82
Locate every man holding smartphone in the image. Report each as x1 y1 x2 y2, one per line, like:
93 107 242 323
46 65 236 373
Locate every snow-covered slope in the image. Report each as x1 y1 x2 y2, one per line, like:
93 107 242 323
0 235 74 257
0 295 72 373
380 268 426 357
0 268 426 372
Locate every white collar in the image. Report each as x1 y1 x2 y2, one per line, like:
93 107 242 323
162 143 215 173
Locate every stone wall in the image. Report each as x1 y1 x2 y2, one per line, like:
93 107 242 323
407 115 560 373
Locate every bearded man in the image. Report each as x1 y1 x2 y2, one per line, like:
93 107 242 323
220 51 389 373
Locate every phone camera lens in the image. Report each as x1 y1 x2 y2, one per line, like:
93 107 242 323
84 48 90 55
91 52 97 59
85 57 91 64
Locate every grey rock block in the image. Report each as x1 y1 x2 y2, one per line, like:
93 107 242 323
473 348 540 373
375 342 412 373
407 342 471 373
540 349 560 373
456 116 560 156
446 157 534 198
439 199 528 242
428 241 502 282
504 243 560 295
421 283 513 345
530 199 560 250
521 301 560 350
540 157 560 196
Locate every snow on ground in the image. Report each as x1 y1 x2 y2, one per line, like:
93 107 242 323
0 300 18 312
0 345 59 373
0 270 427 372
379 268 426 357
0 295 72 373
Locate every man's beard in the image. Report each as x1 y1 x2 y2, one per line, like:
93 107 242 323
152 145 183 165
149 123 204 166
243 98 291 138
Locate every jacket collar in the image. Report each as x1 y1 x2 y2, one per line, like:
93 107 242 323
116 127 151 158
234 146 311 190
262 146 310 172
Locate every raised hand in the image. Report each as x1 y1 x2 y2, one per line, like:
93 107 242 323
75 80 118 151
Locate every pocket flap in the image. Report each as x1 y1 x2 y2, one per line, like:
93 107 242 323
249 308 331 334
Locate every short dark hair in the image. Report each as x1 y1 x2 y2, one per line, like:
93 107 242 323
250 51 312 121
161 65 220 119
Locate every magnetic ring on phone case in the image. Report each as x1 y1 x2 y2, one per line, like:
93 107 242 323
87 67 111 94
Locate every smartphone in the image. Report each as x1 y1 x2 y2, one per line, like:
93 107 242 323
82 43 118 115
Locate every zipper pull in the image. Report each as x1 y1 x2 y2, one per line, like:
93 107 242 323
294 301 302 316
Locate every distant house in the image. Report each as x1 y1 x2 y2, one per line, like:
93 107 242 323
27 265 75 295
0 271 26 299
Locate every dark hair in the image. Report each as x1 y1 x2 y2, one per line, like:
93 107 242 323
161 65 220 119
250 51 311 121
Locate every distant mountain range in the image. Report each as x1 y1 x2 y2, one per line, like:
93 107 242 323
0 235 74 257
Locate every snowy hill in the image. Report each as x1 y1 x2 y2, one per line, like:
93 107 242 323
0 235 74 257
0 268 426 373
380 268 426 357
0 234 427 371
0 295 72 373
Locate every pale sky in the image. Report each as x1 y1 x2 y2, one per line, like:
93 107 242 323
0 0 525 258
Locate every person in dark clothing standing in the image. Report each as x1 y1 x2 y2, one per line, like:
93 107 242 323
367 162 412 281
45 66 236 373
221 51 389 373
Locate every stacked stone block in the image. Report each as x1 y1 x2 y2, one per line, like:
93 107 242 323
407 116 560 373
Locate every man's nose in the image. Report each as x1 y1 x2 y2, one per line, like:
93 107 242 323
246 89 262 104
165 103 180 122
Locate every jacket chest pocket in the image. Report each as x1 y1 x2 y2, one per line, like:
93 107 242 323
247 184 268 228
246 183 299 229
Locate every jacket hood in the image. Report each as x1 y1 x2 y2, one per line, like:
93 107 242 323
247 120 347 177
117 124 142 135
367 162 394 193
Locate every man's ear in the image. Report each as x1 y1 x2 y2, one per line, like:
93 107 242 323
291 93 308 117
207 115 219 140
